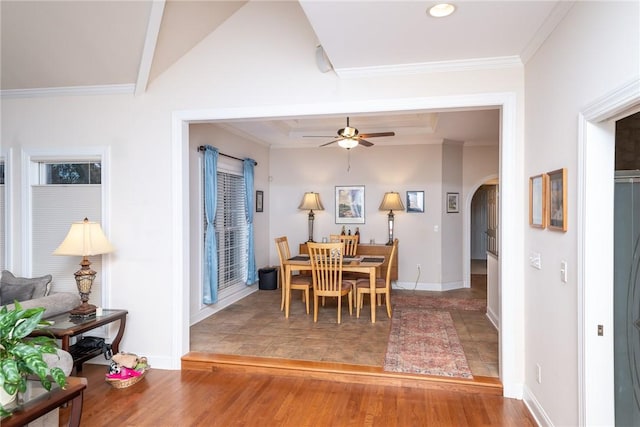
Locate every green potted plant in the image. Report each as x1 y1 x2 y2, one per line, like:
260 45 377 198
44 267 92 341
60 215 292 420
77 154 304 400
0 302 67 417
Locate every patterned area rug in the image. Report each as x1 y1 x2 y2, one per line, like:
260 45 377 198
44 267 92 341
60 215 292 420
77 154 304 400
384 308 473 379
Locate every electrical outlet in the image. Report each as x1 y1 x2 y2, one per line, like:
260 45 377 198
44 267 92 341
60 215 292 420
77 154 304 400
536 364 542 384
416 264 421 270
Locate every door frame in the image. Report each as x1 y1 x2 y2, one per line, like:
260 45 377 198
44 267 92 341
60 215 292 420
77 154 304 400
170 92 525 398
464 174 498 289
578 77 640 425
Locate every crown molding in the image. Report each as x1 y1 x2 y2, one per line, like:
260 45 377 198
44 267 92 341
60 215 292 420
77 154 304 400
0 84 135 99
520 1 575 64
334 56 523 79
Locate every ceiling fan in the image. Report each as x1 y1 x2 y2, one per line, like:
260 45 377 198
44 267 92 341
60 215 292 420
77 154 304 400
305 117 395 149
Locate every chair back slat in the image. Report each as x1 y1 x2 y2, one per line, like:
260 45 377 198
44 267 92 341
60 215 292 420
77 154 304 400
329 234 358 256
308 242 344 294
274 236 291 270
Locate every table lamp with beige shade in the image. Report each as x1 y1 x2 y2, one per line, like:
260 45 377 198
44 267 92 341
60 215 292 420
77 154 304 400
298 192 324 243
379 192 404 245
53 218 114 317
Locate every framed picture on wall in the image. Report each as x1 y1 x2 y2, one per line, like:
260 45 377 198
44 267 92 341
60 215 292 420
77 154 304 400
335 185 365 224
529 174 547 228
547 168 567 231
406 190 424 213
446 192 459 213
256 190 263 212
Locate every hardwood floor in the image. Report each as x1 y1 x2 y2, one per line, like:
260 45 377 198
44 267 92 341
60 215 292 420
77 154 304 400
60 363 536 426
56 272 535 426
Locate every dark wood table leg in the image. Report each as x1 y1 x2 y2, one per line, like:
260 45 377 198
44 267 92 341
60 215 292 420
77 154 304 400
61 336 71 352
68 389 84 427
111 314 127 354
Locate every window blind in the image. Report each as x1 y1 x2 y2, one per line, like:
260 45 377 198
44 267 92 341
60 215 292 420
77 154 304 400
215 171 248 293
31 185 102 302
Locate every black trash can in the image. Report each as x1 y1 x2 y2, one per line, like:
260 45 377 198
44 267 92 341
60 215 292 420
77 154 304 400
258 267 278 290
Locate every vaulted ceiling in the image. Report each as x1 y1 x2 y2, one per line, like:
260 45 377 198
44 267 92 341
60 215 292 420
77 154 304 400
0 0 568 147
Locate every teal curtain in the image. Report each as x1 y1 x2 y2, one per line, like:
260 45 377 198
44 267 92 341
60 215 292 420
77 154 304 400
203 146 218 304
244 159 258 284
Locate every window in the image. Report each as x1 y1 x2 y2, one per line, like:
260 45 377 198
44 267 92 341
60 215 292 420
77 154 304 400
30 159 104 303
40 162 101 184
0 160 4 270
203 161 248 297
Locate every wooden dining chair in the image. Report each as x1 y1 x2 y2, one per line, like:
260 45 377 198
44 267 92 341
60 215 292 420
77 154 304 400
355 238 398 319
275 236 311 314
329 234 358 256
330 233 362 302
307 242 353 324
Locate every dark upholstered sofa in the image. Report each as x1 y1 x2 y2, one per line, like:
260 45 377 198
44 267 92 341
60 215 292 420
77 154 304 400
0 270 80 319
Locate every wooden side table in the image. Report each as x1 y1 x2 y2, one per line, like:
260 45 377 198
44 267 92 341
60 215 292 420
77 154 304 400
1 376 86 427
30 309 128 372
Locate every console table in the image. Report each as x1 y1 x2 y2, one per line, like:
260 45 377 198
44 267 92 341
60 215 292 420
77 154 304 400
299 242 398 280
1 376 86 427
30 309 128 372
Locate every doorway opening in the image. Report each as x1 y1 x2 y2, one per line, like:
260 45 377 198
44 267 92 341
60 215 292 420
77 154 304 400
172 93 523 397
469 179 499 330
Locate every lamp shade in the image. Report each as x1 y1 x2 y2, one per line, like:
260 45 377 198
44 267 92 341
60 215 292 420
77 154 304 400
298 192 324 211
53 218 114 256
379 192 405 212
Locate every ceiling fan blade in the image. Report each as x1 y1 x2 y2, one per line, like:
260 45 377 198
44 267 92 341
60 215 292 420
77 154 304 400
358 139 374 147
303 135 338 138
319 138 343 147
358 131 395 138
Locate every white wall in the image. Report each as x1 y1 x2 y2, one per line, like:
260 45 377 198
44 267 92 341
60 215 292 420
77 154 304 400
441 140 464 286
269 142 498 291
1 1 523 381
523 1 639 426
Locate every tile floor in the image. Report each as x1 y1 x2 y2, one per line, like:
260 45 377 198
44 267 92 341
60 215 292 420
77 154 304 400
190 274 498 377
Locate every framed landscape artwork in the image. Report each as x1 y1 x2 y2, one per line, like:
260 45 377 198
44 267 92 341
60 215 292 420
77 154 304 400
529 174 546 228
446 192 459 213
335 185 365 224
406 190 424 213
547 168 567 231
256 190 263 213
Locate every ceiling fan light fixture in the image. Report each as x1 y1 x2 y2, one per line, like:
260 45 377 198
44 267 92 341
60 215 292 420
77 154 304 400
341 126 358 138
338 138 359 149
428 3 456 18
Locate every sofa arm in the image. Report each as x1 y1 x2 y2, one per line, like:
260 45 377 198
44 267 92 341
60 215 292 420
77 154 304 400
4 292 81 319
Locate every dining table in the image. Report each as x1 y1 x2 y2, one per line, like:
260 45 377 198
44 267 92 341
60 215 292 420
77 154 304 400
282 254 385 323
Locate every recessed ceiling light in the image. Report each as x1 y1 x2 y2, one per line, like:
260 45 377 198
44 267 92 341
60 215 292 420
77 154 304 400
428 3 456 18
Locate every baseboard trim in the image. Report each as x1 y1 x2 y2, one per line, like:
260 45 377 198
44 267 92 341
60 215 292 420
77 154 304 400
487 306 500 330
394 281 466 292
523 384 554 426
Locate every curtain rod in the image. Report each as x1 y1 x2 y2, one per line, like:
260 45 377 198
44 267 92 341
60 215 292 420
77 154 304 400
197 146 257 166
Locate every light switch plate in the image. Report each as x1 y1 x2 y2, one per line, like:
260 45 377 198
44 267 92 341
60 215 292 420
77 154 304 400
560 260 568 283
529 252 541 269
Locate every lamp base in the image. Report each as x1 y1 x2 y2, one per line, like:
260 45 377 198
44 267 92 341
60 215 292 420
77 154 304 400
69 302 97 318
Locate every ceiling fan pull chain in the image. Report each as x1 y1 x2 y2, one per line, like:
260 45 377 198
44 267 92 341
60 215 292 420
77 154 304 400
347 149 351 172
